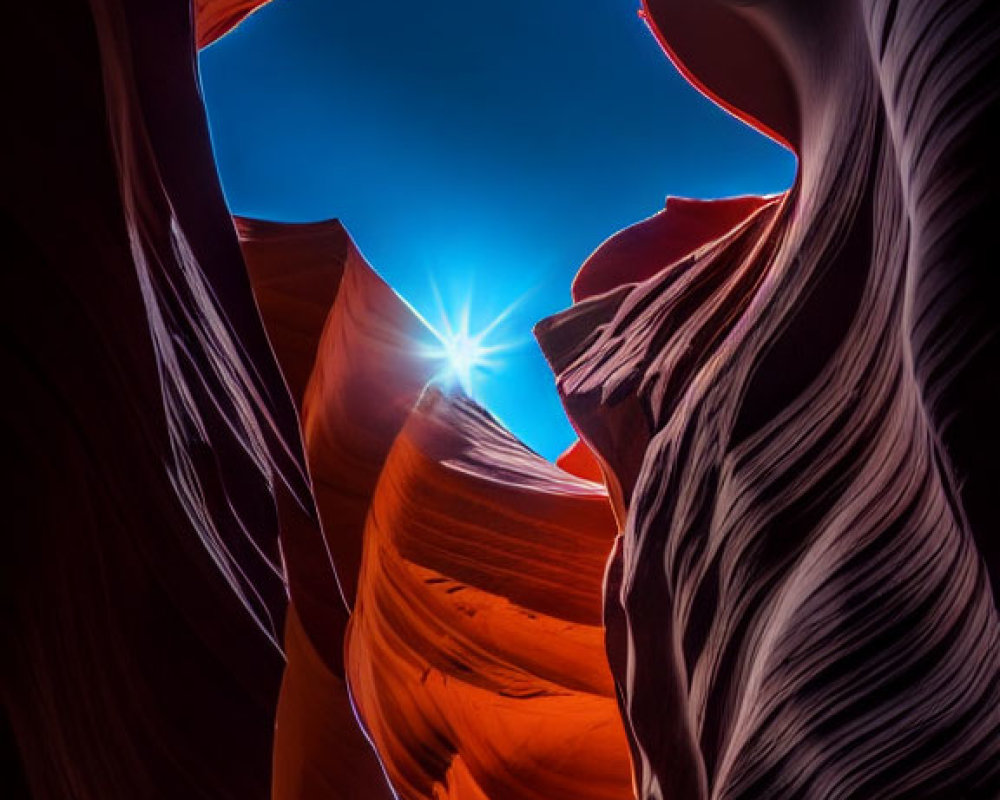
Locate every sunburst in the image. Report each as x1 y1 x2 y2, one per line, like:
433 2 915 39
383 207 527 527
417 282 526 396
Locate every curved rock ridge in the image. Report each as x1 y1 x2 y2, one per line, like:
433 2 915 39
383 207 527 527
239 218 637 798
195 0 273 49
271 603 396 800
572 195 772 303
238 216 422 798
637 0 798 151
538 0 1000 797
239 214 435 625
298 232 440 605
238 215 355 658
6 0 317 796
237 217 354 406
556 439 606 485
345 388 633 800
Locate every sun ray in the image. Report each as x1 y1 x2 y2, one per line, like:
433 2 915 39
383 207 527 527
418 284 529 397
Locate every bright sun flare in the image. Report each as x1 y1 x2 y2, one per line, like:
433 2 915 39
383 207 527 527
441 331 484 393
418 283 525 396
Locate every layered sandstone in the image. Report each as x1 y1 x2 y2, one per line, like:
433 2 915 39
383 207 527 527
537 1 1000 797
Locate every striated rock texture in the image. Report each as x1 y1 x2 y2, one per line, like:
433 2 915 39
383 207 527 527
3 0 317 797
537 0 1000 798
8 0 632 797
239 218 635 799
345 389 633 800
238 217 422 799
572 196 771 304
9 0 1000 798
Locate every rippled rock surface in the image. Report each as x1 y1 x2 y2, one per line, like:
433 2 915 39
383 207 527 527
6 0 999 798
5 0 310 796
538 0 1000 797
240 217 634 798
346 389 632 799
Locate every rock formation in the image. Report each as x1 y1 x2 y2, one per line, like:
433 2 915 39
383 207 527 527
6 0 999 798
345 389 632 799
537 0 1000 797
5 0 313 796
239 217 636 798
195 0 273 49
237 217 402 799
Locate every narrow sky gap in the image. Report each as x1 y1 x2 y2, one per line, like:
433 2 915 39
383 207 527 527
199 0 795 459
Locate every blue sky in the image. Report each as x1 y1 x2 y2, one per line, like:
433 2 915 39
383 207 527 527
199 0 795 460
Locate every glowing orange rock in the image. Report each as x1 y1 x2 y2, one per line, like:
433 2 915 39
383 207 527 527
241 218 635 798
271 605 394 800
300 238 438 603
239 219 408 798
239 216 434 611
195 0 273 49
556 439 605 485
346 389 633 800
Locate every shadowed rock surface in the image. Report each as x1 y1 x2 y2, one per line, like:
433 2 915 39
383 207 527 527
239 217 421 799
4 0 314 796
6 0 999 797
538 0 1000 797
